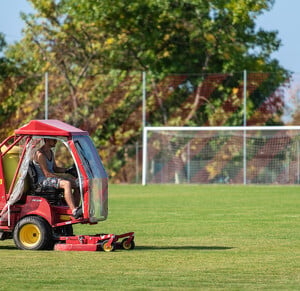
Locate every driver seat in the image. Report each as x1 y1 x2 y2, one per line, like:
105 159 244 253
27 161 64 205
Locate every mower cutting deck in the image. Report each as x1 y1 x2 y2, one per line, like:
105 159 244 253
54 232 135 252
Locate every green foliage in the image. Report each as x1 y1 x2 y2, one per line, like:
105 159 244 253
50 0 281 74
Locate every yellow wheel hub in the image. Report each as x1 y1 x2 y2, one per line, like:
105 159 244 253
102 241 115 252
19 223 41 248
122 241 131 250
103 243 112 252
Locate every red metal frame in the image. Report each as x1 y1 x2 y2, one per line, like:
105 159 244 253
0 135 25 204
68 139 90 219
0 158 6 207
7 137 31 198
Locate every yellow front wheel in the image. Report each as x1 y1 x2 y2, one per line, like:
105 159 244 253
13 216 53 250
101 240 116 252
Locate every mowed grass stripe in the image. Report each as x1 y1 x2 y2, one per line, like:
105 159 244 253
0 185 299 290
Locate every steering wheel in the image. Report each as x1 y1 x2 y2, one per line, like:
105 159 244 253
65 164 78 178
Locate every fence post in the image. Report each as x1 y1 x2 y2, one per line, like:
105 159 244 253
142 127 148 185
243 70 247 185
142 72 147 185
187 141 191 183
136 142 139 184
297 140 300 184
142 71 146 128
45 72 48 120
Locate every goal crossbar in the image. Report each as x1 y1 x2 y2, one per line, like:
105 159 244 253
144 126 300 132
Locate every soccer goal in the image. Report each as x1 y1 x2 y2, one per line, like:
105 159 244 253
142 126 300 185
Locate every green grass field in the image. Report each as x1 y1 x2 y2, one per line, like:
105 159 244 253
0 185 299 290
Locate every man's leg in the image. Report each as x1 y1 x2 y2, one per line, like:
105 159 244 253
73 188 81 207
69 179 81 207
59 180 76 211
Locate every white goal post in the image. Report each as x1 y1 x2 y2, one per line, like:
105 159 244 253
142 126 300 185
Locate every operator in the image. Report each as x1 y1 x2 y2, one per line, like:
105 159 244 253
33 138 82 219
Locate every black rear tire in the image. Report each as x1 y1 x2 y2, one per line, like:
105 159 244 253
13 216 53 250
121 238 135 250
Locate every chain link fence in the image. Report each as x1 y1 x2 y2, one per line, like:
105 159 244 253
0 71 299 183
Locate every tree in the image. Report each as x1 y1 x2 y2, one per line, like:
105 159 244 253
0 33 7 76
65 0 288 125
66 0 281 72
0 33 34 137
8 0 288 125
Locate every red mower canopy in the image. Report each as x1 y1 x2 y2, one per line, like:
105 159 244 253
14 120 88 137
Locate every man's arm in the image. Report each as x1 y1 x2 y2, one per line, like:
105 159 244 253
53 159 67 174
52 154 76 182
36 151 59 178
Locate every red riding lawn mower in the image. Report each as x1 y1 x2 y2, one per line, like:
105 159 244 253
0 120 134 252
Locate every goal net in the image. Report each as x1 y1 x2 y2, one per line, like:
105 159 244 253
142 126 300 185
